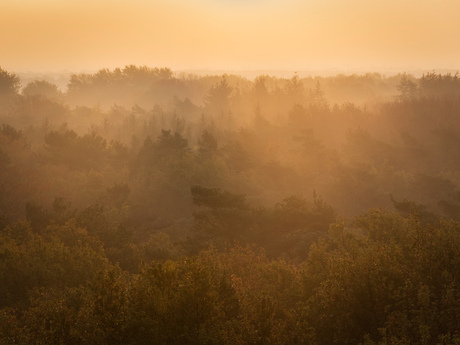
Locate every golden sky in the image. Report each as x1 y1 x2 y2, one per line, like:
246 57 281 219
1 0 459 73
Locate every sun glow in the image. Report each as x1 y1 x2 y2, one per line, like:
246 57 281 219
1 0 459 72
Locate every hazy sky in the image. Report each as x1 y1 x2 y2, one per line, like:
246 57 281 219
1 0 459 73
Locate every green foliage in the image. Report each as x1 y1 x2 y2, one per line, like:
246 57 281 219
420 72 460 98
1 209 459 344
126 258 223 344
67 65 173 107
25 201 51 233
44 129 107 169
3 68 460 344
0 221 108 309
190 186 335 259
105 183 131 208
137 130 190 168
0 124 22 141
397 73 418 101
22 80 62 100
288 103 308 124
0 147 10 166
191 185 247 209
198 129 218 157
273 193 335 233
0 67 20 95
154 130 190 159
284 74 306 105
391 195 439 225
203 76 233 114
300 210 460 344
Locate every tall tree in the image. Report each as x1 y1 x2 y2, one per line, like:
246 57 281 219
0 67 20 95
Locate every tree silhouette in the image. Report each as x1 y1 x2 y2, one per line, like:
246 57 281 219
0 67 20 95
203 76 233 114
22 80 61 100
397 73 418 101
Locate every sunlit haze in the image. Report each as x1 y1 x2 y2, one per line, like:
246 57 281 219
2 0 459 73
3 1 460 343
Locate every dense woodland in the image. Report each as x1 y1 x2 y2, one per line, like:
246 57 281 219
0 65 460 344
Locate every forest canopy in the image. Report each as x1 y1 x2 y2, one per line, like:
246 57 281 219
1 65 460 344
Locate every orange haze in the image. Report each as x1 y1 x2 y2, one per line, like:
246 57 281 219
1 0 459 72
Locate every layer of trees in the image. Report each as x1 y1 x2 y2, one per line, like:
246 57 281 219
1 65 460 344
1 209 459 344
